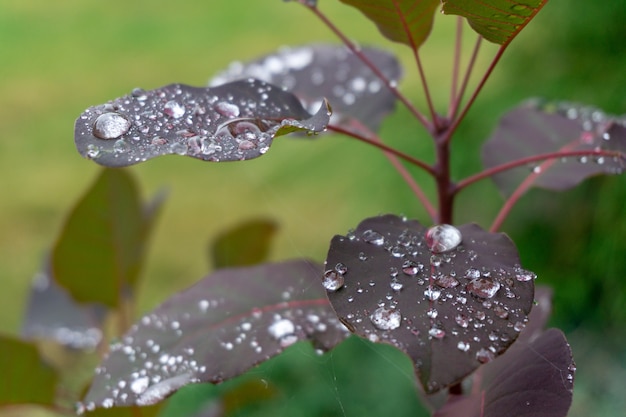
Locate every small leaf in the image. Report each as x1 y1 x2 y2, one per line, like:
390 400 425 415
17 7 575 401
211 219 278 269
0 335 58 406
52 168 163 307
211 44 402 134
324 214 535 393
21 259 106 349
75 79 330 168
79 260 348 410
339 0 440 50
482 100 626 196
442 0 548 45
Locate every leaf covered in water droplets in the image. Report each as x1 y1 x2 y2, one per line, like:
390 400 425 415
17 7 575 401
211 44 402 134
324 214 535 393
75 79 331 167
483 100 626 196
79 260 348 411
442 0 548 45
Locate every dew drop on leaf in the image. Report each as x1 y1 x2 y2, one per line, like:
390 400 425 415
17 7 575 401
362 229 385 246
130 376 150 395
268 318 295 340
467 278 501 299
476 348 495 363
214 101 240 118
425 224 462 253
369 306 401 330
93 112 131 139
322 269 345 292
136 373 194 406
163 100 185 119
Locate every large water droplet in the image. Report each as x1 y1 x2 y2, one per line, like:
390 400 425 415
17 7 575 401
434 274 459 288
268 318 295 340
93 112 131 140
369 307 401 330
215 102 240 118
424 286 441 301
163 101 185 119
362 229 384 245
322 270 344 291
467 278 501 299
130 376 150 395
425 224 462 253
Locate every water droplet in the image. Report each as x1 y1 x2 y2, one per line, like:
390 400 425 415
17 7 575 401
93 112 131 139
322 269 345 291
457 341 470 352
455 314 469 328
511 4 526 11
215 102 240 118
476 348 495 363
369 307 401 330
163 100 185 119
429 327 445 339
464 268 481 279
402 260 421 276
434 274 459 288
424 286 441 301
130 376 150 395
335 263 348 275
513 321 526 332
427 308 438 318
467 278 501 298
426 224 462 253
390 280 403 291
362 229 384 245
514 267 536 282
136 373 194 406
268 318 295 340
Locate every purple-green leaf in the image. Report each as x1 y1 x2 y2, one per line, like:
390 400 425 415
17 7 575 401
78 260 348 410
75 79 330 168
211 44 402 134
339 0 439 49
0 335 58 406
324 214 535 393
482 100 626 196
52 169 163 307
442 0 548 45
211 219 278 269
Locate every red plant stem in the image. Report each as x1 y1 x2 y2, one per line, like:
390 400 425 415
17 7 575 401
303 3 432 131
443 41 505 145
434 136 454 224
448 36 482 120
448 17 464 113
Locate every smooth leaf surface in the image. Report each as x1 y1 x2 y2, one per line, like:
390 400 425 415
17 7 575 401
442 0 548 45
79 260 349 410
340 0 439 49
324 214 535 393
21 259 105 349
75 79 330 168
211 219 278 269
0 335 58 406
211 44 402 134
52 168 162 307
483 100 626 196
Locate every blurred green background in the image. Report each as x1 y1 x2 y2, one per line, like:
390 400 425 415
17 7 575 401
1 0 624 416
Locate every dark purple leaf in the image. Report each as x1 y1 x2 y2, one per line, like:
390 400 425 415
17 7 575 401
0 335 58 406
21 259 106 350
211 219 278 269
442 0 548 45
434 329 574 417
211 44 402 134
78 260 348 411
52 169 163 307
324 214 535 393
483 100 626 196
339 0 439 49
75 79 331 168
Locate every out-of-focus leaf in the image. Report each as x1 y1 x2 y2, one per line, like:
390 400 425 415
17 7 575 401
21 259 105 350
78 260 348 410
0 335 58 406
52 168 163 307
442 0 548 45
324 214 535 393
339 0 439 50
81 404 162 417
211 44 402 134
211 219 278 269
482 100 626 196
75 79 330 168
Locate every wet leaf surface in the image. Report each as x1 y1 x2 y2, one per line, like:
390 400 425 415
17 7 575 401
21 259 106 349
483 100 626 196
210 219 278 269
75 79 330 168
340 0 439 50
0 335 58 406
442 0 548 45
211 44 402 134
79 260 348 411
52 168 163 307
324 214 535 393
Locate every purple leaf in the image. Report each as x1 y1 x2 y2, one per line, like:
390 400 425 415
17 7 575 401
75 79 330 168
211 44 402 134
442 0 548 45
78 260 348 411
483 100 626 196
324 214 535 393
339 0 439 50
211 218 278 269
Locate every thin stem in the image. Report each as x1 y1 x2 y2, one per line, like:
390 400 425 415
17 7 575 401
328 124 436 176
448 17 463 113
303 3 432 130
434 137 454 224
448 35 482 120
443 40 505 145
412 48 439 131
